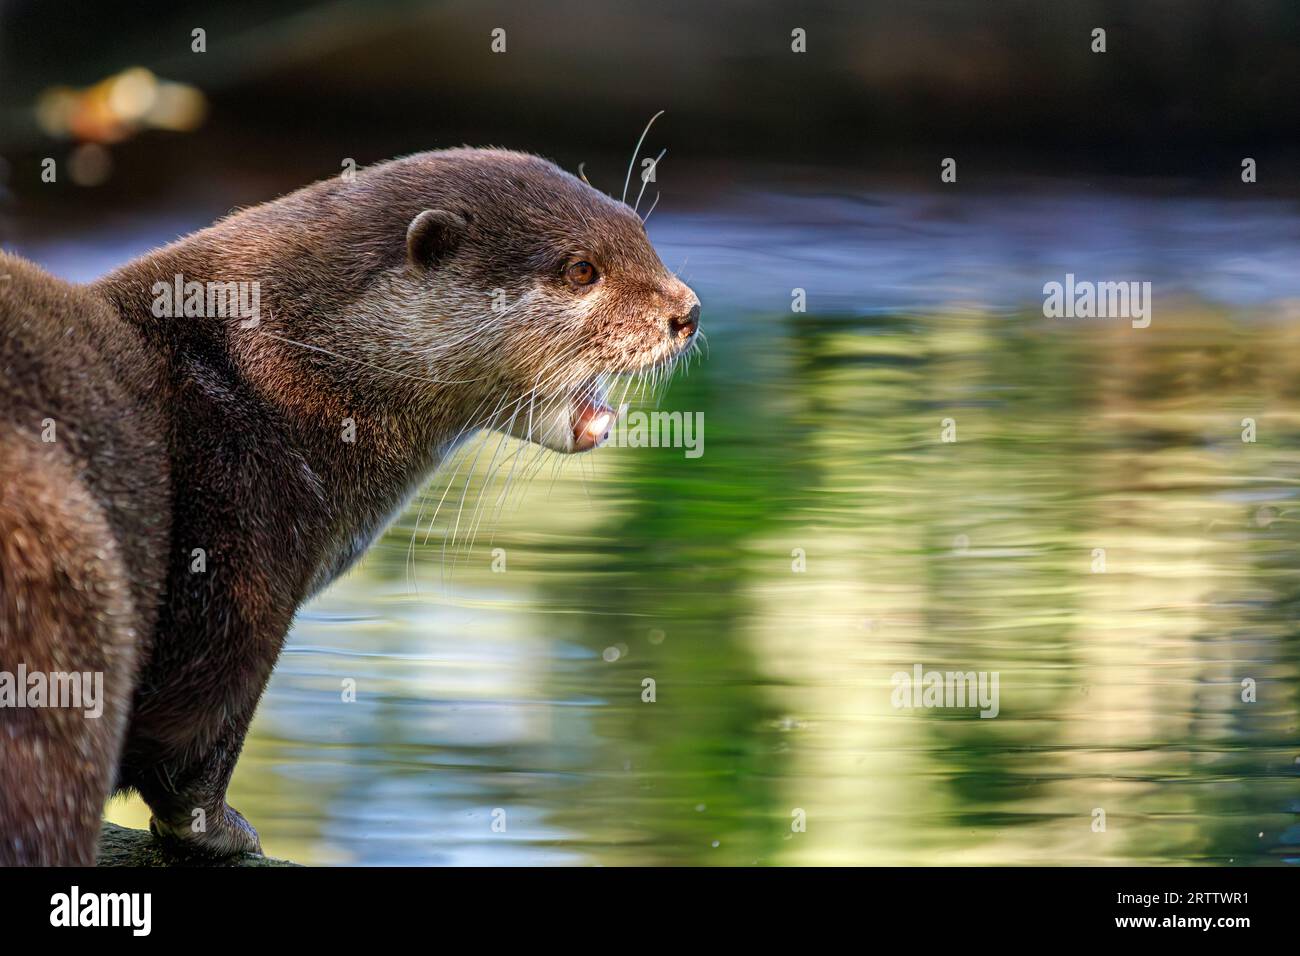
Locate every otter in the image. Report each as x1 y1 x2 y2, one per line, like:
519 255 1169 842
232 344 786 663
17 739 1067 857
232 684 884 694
0 148 700 864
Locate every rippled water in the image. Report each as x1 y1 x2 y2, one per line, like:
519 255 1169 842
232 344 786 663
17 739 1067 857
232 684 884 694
73 188 1300 865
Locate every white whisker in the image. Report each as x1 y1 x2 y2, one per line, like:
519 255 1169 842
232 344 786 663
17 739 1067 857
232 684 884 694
622 110 665 205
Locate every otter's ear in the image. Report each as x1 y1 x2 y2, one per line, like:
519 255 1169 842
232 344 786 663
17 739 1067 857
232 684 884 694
406 209 467 269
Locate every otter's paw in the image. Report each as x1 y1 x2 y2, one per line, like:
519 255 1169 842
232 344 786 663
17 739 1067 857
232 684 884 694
149 804 263 858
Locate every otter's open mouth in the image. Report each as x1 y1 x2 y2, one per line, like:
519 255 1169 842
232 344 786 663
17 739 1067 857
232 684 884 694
504 379 619 453
570 389 617 453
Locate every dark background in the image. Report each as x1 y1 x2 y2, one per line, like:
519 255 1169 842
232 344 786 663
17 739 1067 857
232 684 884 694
3 0 1300 241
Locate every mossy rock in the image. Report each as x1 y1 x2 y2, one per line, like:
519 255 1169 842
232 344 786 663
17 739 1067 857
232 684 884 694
96 822 298 867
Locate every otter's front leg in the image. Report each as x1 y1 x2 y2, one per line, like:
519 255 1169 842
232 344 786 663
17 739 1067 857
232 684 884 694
121 382 323 856
123 602 294 858
134 714 266 857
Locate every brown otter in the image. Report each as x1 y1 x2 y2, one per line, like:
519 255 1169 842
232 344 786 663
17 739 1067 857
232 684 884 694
0 148 700 864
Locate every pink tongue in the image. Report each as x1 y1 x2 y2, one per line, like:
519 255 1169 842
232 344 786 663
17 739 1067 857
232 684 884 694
572 395 617 451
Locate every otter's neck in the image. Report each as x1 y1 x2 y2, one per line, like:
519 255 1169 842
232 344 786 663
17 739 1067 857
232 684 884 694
92 218 476 597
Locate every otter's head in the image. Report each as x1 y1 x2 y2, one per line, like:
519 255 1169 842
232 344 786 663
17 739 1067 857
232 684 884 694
359 149 700 454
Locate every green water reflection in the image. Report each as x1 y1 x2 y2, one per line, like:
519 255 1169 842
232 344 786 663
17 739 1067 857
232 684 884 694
109 301 1300 865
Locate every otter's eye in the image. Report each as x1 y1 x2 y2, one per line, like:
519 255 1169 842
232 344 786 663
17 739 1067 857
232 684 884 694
565 260 598 286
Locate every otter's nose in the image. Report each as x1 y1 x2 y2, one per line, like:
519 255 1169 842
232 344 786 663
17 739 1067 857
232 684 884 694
669 304 700 340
